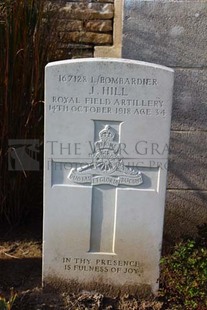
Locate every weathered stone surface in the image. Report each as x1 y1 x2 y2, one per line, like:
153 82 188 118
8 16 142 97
49 1 115 59
58 0 114 2
56 42 94 57
168 131 207 190
95 0 123 58
58 43 93 49
60 31 113 44
164 190 207 243
71 50 94 58
123 1 207 67
57 20 83 31
85 20 113 32
57 47 94 59
94 0 114 2
171 69 207 131
60 3 113 20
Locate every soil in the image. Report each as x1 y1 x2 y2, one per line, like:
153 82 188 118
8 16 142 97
0 213 168 310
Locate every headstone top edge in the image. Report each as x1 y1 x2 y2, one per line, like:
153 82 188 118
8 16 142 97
45 57 174 74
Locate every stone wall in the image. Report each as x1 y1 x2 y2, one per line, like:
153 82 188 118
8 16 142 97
122 0 207 243
54 0 114 59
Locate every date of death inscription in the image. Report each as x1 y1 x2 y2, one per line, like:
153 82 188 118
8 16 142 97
62 257 143 276
48 74 167 118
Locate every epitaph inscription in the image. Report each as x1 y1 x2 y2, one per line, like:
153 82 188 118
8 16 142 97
62 257 144 276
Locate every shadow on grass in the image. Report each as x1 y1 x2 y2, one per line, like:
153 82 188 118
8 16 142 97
0 257 42 291
0 209 42 243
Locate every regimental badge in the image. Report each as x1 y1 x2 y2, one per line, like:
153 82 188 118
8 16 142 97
68 125 143 187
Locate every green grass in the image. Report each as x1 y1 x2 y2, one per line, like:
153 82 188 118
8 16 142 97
0 289 17 310
160 224 207 309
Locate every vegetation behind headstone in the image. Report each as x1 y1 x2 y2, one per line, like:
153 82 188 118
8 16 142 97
0 0 67 225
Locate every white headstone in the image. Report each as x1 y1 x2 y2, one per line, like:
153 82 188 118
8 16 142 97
43 58 174 293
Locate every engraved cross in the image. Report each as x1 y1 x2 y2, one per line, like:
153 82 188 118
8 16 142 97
68 123 143 254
